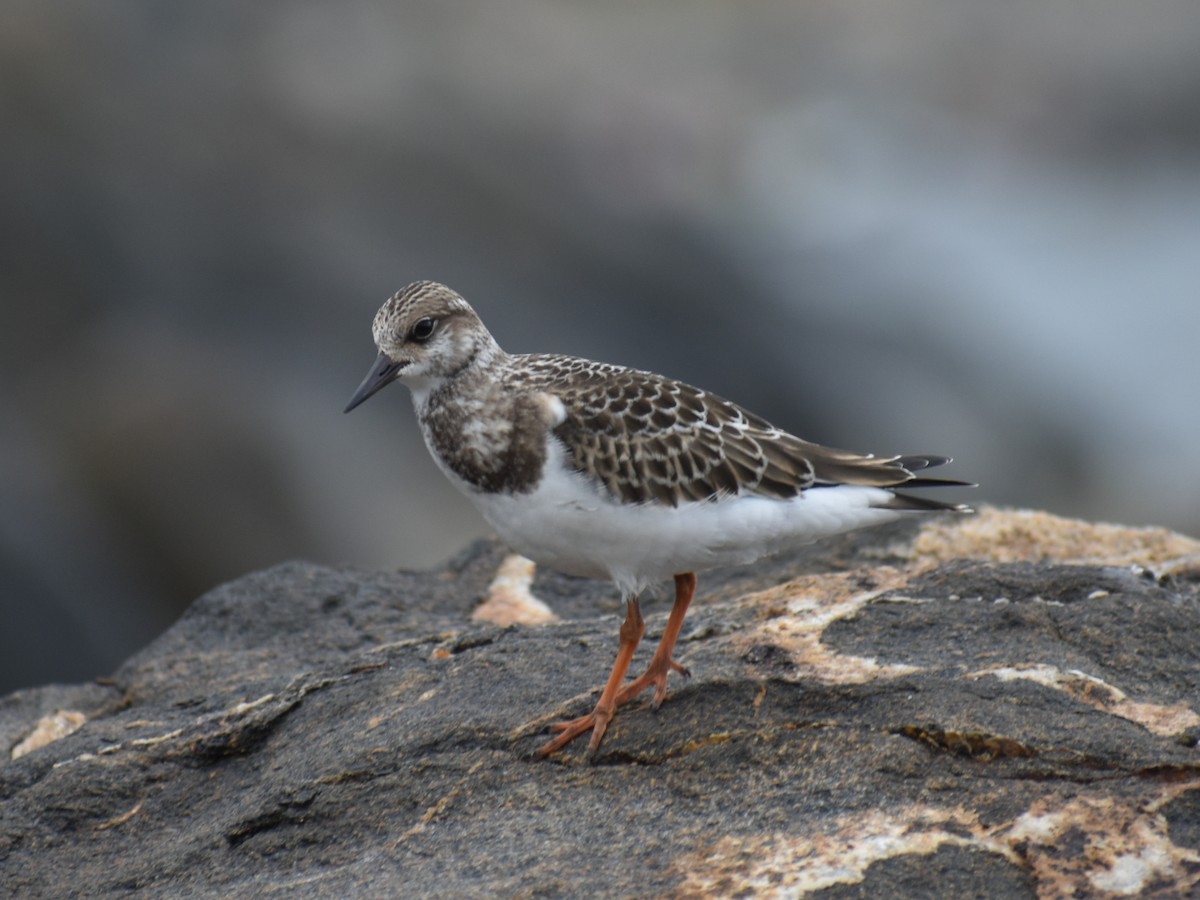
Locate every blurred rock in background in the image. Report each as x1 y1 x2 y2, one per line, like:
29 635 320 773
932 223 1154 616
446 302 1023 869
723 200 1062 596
2 0 1198 693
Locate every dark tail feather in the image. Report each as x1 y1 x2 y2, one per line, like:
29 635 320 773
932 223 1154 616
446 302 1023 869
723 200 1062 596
887 453 974 512
880 491 974 513
808 448 974 508
902 476 977 489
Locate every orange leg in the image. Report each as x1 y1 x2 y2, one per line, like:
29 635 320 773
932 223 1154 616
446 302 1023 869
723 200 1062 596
616 572 696 706
534 597 646 759
534 572 698 759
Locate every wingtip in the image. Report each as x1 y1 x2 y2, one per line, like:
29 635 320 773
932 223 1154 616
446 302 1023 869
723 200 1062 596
896 454 954 472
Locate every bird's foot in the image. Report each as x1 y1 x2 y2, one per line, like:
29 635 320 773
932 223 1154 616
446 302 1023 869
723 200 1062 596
532 576 697 760
533 702 616 759
533 655 690 759
616 655 689 708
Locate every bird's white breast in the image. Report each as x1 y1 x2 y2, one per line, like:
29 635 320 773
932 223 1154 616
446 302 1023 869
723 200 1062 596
459 435 906 597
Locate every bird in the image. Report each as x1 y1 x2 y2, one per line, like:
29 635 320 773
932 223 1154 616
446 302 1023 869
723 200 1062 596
344 281 972 758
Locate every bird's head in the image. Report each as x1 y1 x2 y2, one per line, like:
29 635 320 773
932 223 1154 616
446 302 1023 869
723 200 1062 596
344 281 497 412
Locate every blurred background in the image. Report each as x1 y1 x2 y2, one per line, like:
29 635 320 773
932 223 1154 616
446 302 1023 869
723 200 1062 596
3 0 1198 694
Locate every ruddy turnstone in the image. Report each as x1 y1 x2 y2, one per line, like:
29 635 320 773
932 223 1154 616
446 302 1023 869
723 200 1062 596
345 281 972 758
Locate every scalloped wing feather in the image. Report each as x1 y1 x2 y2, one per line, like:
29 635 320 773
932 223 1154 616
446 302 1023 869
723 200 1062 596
512 354 957 508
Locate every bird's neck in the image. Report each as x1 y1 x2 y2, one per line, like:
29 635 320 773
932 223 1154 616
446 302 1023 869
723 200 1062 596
409 345 508 418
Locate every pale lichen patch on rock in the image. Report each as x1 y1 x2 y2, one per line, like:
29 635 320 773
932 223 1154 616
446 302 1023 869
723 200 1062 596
970 663 1200 736
473 554 559 626
11 709 88 759
912 506 1200 571
739 570 923 683
674 785 1200 898
1003 792 1200 898
672 805 1006 896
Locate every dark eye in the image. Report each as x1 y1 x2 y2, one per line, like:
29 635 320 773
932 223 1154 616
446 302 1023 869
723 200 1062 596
410 317 436 342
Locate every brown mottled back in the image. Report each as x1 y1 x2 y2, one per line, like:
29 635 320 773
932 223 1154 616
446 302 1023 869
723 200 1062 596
510 354 935 507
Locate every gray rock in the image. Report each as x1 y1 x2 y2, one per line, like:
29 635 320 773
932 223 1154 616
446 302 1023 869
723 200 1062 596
2 509 1199 897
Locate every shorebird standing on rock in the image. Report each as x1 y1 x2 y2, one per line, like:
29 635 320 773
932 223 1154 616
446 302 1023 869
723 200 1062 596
345 281 972 758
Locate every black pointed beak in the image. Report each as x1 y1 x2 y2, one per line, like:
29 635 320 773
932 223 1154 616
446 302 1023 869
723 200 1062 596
344 352 405 413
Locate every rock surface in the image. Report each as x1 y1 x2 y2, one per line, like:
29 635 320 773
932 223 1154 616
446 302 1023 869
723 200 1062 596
2 508 1199 897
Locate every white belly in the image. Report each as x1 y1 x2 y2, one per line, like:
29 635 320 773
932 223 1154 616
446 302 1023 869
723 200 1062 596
458 440 907 597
